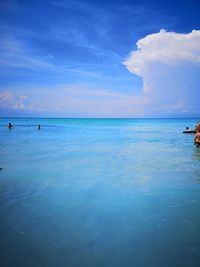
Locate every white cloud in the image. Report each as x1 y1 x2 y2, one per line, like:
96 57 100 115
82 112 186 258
0 91 13 103
0 90 51 115
123 29 200 116
0 90 27 110
124 29 200 76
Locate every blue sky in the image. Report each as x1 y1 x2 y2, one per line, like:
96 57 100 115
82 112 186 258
0 0 200 117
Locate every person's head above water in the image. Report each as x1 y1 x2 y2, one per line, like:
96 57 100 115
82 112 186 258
8 122 13 128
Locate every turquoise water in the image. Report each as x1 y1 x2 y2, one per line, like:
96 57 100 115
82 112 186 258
0 118 200 267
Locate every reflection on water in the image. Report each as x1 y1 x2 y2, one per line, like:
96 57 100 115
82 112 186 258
193 147 200 159
0 118 200 267
192 148 200 184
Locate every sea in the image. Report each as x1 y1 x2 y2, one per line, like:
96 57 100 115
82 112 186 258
0 118 200 267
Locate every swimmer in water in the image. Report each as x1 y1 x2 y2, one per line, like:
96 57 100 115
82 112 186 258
37 124 41 130
8 122 13 129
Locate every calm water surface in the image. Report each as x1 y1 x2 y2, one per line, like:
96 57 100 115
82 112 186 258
0 118 200 267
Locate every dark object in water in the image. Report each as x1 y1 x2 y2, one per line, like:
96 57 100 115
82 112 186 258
0 167 2 171
8 122 13 129
37 124 41 130
183 128 195 133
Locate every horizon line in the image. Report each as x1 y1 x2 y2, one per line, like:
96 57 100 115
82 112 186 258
0 116 200 120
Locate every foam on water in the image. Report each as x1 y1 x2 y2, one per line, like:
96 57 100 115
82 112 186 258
0 118 200 267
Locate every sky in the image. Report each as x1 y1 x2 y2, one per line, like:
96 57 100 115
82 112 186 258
0 0 200 118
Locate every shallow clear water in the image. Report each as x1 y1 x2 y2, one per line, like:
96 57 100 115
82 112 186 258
0 118 200 267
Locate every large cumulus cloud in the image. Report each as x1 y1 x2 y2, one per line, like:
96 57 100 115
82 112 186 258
123 30 200 117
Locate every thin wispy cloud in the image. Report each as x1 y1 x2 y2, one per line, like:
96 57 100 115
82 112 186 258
0 35 104 78
0 85 144 117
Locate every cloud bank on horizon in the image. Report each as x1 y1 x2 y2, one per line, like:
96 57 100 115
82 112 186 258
123 29 200 117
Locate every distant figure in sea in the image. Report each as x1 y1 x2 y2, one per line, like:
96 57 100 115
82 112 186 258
8 122 13 129
194 130 200 148
37 124 41 130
